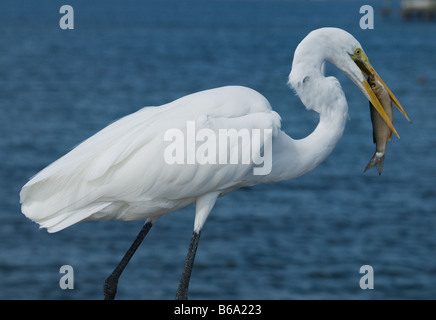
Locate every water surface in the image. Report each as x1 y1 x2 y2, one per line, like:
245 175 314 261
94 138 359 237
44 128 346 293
0 0 435 299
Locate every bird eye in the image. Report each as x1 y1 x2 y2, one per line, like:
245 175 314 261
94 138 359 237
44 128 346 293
354 48 362 56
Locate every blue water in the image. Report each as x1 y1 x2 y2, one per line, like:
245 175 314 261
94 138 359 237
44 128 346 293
1 0 436 300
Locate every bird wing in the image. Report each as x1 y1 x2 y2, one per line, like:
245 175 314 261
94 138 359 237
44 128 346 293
20 86 281 232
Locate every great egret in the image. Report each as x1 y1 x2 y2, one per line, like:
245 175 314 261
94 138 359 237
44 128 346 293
20 28 410 300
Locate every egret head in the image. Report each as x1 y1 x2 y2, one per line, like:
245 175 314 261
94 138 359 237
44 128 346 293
298 28 410 138
326 28 410 138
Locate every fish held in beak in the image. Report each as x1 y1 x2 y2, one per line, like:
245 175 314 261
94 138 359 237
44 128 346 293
364 75 393 175
352 48 411 139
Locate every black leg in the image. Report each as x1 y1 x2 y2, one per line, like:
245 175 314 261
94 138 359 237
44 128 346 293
175 230 201 300
103 221 153 300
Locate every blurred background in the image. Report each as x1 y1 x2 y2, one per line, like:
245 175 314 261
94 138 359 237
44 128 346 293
0 0 435 299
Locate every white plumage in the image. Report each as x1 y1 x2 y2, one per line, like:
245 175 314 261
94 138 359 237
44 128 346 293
19 28 373 234
20 28 402 232
19 28 407 299
20 86 281 232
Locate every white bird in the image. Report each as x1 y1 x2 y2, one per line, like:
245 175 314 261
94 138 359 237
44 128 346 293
20 28 410 300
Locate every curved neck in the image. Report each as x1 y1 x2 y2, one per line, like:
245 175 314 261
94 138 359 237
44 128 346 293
267 102 347 183
265 52 349 183
293 99 348 177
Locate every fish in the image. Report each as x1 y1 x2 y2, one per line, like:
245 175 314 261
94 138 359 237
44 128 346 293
364 75 393 175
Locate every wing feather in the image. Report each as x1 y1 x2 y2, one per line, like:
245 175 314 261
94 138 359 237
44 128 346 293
20 86 280 232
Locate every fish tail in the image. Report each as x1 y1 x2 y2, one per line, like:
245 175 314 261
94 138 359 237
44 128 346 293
364 152 385 175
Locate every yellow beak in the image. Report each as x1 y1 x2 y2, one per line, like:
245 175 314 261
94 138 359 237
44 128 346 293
352 51 411 139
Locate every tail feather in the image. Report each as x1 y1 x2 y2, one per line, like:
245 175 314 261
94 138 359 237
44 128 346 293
364 152 385 175
22 201 110 233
